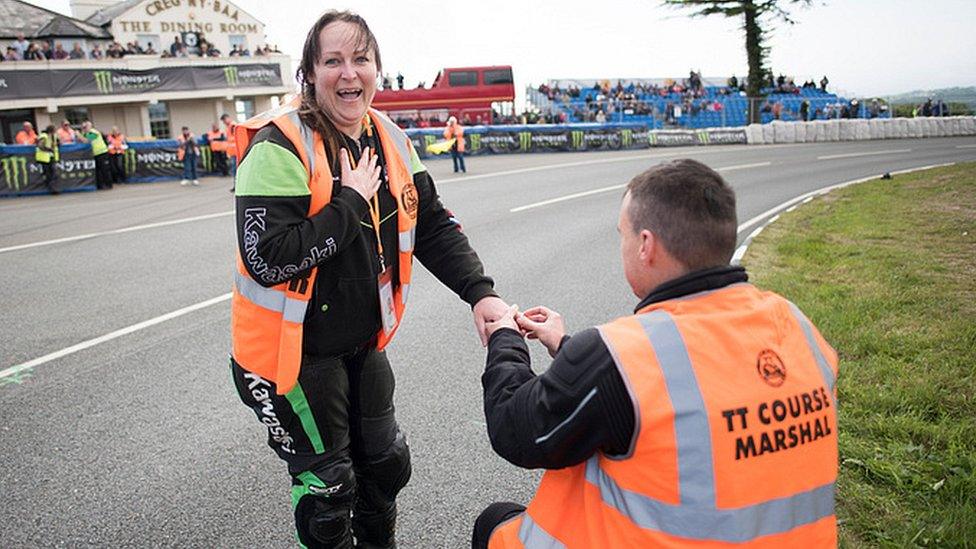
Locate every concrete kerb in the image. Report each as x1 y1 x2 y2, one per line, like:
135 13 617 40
731 162 957 265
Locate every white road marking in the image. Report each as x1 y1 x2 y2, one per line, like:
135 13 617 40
510 184 627 213
0 211 234 254
955 144 976 149
717 161 771 171
509 161 772 213
817 149 911 160
0 293 232 381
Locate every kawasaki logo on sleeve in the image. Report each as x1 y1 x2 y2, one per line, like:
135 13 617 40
94 70 113 93
1 157 29 191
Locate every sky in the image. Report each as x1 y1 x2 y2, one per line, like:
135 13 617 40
28 0 976 103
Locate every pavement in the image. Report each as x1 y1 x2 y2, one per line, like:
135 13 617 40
0 136 973 547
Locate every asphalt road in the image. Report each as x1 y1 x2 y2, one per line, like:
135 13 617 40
1 136 974 548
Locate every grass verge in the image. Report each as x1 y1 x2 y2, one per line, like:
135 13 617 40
743 162 976 547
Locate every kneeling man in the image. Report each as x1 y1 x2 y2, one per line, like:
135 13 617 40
475 159 839 548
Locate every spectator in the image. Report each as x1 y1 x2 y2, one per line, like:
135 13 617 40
68 43 86 59
57 120 78 144
12 33 30 59
51 42 68 60
90 43 103 59
229 44 240 57
820 75 829 91
15 121 37 145
772 101 783 120
4 47 17 61
40 42 52 59
176 126 200 186
396 71 404 90
800 100 810 121
728 75 738 90
595 109 607 123
169 35 183 56
144 42 157 55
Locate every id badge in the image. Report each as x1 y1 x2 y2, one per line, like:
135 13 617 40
378 267 397 336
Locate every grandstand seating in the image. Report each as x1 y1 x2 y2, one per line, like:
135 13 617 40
539 81 890 129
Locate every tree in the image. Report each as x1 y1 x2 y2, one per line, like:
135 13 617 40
663 0 813 123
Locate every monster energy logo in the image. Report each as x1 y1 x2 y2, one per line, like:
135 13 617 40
621 129 632 148
424 135 436 148
571 131 584 150
518 132 531 151
698 131 710 144
124 149 137 175
1 156 29 191
649 133 658 146
468 133 481 151
224 66 239 86
200 146 215 171
94 71 113 93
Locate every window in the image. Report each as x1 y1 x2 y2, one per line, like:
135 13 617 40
448 71 477 87
235 98 255 121
229 35 247 53
137 34 160 52
64 107 90 127
148 102 170 139
484 69 513 85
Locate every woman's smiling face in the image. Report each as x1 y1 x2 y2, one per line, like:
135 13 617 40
311 20 379 137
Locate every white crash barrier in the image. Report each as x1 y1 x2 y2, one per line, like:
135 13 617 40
745 116 975 144
772 121 797 143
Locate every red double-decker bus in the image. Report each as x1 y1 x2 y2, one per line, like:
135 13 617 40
373 66 515 126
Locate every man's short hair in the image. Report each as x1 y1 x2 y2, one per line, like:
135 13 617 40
625 159 737 270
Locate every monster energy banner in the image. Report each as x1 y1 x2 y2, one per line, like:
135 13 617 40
1 139 225 195
0 64 282 100
407 124 740 158
0 144 95 195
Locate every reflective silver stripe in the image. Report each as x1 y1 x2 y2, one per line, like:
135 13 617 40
398 228 415 252
535 387 597 444
638 310 715 506
289 112 316 176
518 513 566 549
787 302 837 398
585 457 835 542
234 271 308 323
400 283 409 305
372 110 411 169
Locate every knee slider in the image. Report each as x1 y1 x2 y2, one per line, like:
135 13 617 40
293 458 356 548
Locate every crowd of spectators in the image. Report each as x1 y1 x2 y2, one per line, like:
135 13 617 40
1 32 281 62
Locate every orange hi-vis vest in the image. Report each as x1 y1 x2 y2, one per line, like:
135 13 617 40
207 129 226 153
231 99 419 395
107 133 126 154
490 283 839 548
443 124 465 152
224 121 238 157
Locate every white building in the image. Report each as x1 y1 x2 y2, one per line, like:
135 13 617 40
0 0 294 143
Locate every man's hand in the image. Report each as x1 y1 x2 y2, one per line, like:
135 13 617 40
516 306 566 357
485 304 520 339
473 296 510 346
